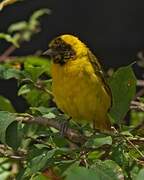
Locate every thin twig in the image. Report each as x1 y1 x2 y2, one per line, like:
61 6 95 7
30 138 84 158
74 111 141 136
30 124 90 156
122 135 144 158
135 88 144 99
129 137 144 145
0 144 25 160
127 138 144 158
16 116 87 145
0 45 16 62
133 80 144 99
130 100 144 111
113 129 144 159
34 81 53 96
137 80 144 87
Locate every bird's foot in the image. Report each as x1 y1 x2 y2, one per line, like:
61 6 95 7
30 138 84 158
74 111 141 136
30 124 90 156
60 117 71 136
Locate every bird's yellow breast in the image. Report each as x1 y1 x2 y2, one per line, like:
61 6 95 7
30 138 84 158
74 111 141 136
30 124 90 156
52 56 111 130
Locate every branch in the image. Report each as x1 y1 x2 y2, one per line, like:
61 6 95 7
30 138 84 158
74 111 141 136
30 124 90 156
129 137 144 145
137 80 144 87
130 100 144 111
34 80 53 96
0 45 16 62
0 144 25 160
134 80 144 99
16 116 87 145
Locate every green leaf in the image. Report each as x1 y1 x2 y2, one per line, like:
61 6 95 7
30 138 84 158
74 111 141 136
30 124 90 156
3 68 22 79
131 110 144 127
8 21 28 33
0 65 23 80
23 88 51 107
0 0 19 11
30 174 48 180
111 144 126 167
84 134 112 148
6 121 22 150
91 160 121 180
103 160 123 179
24 56 51 81
18 84 31 96
0 111 16 144
65 164 119 180
30 9 51 21
136 168 144 180
0 95 15 112
29 9 51 29
0 158 11 179
30 106 52 115
108 65 136 124
65 167 98 180
24 149 57 177
25 147 70 177
0 33 19 47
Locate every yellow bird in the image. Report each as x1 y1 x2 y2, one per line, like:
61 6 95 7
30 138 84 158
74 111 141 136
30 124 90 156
45 34 111 131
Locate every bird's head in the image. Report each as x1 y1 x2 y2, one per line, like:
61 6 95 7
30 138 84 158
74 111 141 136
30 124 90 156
44 34 88 65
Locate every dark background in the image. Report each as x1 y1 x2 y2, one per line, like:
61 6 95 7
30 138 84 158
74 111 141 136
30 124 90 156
0 0 144 111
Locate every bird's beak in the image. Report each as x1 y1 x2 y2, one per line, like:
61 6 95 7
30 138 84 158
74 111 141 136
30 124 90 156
43 49 54 57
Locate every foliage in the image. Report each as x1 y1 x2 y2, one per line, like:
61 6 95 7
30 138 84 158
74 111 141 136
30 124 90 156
0 2 144 180
0 0 20 10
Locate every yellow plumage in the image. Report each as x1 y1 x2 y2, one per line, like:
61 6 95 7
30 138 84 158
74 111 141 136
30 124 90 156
47 34 111 131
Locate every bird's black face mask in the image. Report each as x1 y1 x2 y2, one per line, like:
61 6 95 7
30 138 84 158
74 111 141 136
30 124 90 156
43 37 76 65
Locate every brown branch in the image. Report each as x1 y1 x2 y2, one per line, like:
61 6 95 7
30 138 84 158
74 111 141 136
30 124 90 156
135 88 144 99
0 45 17 62
16 116 87 145
34 80 53 96
129 137 144 145
134 80 144 99
130 100 144 111
0 144 25 160
137 80 144 87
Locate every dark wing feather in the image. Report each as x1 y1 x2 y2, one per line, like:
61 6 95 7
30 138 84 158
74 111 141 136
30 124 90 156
87 50 112 106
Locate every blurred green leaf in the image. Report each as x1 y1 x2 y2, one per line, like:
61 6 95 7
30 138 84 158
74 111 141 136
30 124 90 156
91 160 121 180
18 84 31 96
111 143 126 167
29 9 51 30
30 106 52 115
136 168 144 180
0 111 16 144
8 21 28 33
24 56 51 81
0 33 19 47
0 0 19 10
65 164 119 180
0 95 15 112
131 110 144 127
3 68 22 79
84 134 112 148
7 8 51 44
6 121 22 150
0 158 11 179
22 88 51 107
43 112 56 119
65 167 97 180
88 151 105 160
109 65 136 124
24 149 57 177
31 173 48 180
0 64 24 80
103 160 123 179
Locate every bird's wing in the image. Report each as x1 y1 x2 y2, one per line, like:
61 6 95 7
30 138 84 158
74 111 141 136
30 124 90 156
87 50 112 101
